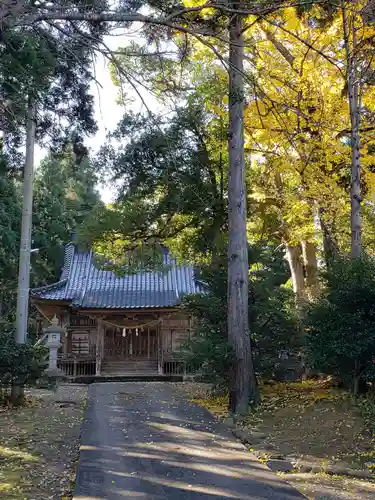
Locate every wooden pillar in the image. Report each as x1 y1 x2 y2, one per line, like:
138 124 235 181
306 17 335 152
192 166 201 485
147 327 150 358
96 320 104 375
158 320 163 375
60 311 69 355
62 330 68 354
65 330 72 355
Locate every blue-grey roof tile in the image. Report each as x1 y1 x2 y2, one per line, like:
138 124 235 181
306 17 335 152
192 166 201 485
30 244 203 309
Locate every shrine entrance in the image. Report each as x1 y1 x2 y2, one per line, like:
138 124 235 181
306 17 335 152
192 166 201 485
104 327 158 360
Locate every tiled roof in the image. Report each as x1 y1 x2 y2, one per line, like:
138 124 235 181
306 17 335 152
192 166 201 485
30 244 203 309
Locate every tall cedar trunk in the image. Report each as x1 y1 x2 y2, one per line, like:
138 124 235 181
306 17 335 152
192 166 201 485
285 243 305 302
301 241 318 295
12 96 36 405
227 9 258 414
343 5 362 257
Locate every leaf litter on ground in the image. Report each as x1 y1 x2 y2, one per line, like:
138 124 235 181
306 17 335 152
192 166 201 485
0 384 87 499
181 380 375 500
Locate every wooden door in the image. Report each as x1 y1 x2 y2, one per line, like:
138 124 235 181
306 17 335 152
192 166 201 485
104 327 158 359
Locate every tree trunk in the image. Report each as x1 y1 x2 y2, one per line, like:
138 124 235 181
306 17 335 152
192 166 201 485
227 8 258 415
285 243 305 302
319 208 338 266
353 360 367 395
301 240 318 295
12 96 36 405
274 171 306 300
343 6 362 257
353 360 361 396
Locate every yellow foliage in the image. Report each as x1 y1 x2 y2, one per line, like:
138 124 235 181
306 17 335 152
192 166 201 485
239 8 374 245
183 0 205 5
283 7 301 31
190 395 228 417
169 4 375 250
183 0 214 17
364 171 375 202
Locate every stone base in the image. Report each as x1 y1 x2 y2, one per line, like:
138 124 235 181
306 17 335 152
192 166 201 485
44 367 65 378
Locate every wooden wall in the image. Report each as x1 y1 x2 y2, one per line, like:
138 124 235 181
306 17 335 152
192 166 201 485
34 303 192 360
66 314 96 356
161 312 191 360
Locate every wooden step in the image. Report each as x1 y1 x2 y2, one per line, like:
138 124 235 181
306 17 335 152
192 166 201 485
101 359 158 375
102 359 157 366
71 374 184 383
102 360 157 368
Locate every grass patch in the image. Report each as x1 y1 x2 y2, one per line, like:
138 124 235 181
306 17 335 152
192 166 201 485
0 385 87 499
246 381 374 470
284 472 375 499
187 380 375 471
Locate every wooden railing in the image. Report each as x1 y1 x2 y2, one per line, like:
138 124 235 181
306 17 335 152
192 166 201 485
57 356 96 377
57 354 199 378
163 361 200 376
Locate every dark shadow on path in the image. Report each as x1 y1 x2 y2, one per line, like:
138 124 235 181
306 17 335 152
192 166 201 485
74 382 305 500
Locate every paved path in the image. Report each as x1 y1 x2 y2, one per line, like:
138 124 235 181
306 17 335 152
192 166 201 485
74 382 305 499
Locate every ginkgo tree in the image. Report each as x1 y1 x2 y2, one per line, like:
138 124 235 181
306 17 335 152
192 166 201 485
244 5 375 297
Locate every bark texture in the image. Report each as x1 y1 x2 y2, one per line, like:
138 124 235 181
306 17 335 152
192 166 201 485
285 243 305 301
227 9 258 415
343 6 362 257
16 97 36 344
302 240 318 294
13 96 36 405
319 208 338 266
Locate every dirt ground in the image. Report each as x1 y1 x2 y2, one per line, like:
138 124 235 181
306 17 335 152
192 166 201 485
1 381 374 500
181 380 375 500
284 473 375 499
246 381 374 469
0 384 87 499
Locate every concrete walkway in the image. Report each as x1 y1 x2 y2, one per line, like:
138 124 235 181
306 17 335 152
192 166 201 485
73 382 305 499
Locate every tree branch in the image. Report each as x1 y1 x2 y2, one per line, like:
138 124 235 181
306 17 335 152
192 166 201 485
261 16 345 78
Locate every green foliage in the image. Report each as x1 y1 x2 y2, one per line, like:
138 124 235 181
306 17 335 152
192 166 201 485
0 152 21 320
32 147 103 286
0 146 101 323
0 2 101 316
0 20 97 152
0 329 47 387
87 104 227 263
181 246 300 386
180 321 233 389
253 287 302 380
181 260 230 388
306 255 375 390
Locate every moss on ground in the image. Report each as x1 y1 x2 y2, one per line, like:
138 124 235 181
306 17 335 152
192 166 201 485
184 380 375 499
0 385 87 499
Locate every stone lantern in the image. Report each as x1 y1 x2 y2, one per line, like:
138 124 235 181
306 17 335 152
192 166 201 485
43 315 65 378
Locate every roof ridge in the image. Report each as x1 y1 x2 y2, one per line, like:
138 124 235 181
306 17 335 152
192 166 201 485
30 279 68 294
76 249 93 307
62 243 76 297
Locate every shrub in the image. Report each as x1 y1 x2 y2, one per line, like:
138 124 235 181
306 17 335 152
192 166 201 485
181 246 300 387
0 328 47 388
253 287 302 380
180 263 231 388
305 255 375 394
